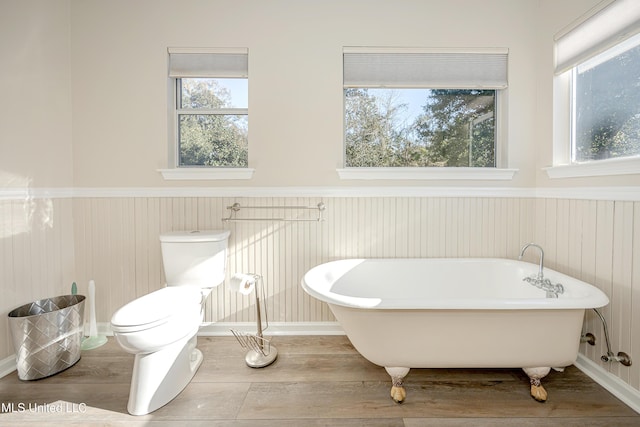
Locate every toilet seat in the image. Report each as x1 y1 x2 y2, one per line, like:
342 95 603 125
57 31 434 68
111 287 202 333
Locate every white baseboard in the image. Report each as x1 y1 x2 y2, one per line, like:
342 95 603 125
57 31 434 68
199 321 345 336
574 353 640 414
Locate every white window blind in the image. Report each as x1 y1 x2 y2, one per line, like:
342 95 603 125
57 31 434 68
343 47 508 89
168 47 248 78
554 0 640 75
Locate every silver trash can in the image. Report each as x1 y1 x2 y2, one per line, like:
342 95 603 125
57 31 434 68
8 295 85 380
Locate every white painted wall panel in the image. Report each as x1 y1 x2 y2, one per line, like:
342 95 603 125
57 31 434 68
632 203 640 390
0 198 75 361
68 196 549 327
533 199 638 391
612 202 633 383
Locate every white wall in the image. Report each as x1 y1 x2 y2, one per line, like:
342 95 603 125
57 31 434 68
0 0 76 365
69 0 541 188
0 0 73 189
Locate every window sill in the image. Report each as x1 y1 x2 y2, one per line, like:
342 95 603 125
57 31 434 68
336 167 518 180
544 157 640 179
158 168 255 180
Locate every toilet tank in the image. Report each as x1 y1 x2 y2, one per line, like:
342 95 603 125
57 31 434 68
159 230 231 288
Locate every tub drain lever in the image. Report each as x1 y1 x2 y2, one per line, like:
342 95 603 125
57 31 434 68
592 308 632 367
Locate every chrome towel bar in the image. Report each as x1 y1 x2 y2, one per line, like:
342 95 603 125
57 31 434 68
222 202 326 222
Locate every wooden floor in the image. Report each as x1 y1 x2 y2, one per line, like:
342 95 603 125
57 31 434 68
0 335 638 426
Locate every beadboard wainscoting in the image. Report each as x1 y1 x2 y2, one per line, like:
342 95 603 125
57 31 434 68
533 198 640 393
1 191 639 408
0 197 76 372
71 196 537 327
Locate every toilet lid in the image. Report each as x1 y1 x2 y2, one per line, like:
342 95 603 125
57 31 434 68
111 287 202 330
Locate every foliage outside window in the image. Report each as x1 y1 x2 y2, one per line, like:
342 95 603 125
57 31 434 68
571 33 640 163
167 48 249 173
343 48 507 170
177 78 248 167
549 0 640 178
345 88 496 167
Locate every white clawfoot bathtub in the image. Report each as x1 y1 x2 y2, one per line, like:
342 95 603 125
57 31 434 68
301 258 609 403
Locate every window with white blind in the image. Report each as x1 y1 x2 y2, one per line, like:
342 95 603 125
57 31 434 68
160 48 253 180
547 0 640 179
339 47 516 180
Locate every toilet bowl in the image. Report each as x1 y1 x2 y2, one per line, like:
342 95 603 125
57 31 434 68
111 286 203 354
110 230 230 416
111 286 204 415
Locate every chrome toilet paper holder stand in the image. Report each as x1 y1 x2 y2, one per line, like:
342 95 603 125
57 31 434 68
230 273 278 368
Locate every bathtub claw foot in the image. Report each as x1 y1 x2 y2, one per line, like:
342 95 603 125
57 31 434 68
390 385 406 403
385 367 410 404
530 382 548 402
523 367 551 402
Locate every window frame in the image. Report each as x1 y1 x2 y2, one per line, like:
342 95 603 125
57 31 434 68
159 47 254 181
175 77 249 168
546 0 640 179
338 47 517 181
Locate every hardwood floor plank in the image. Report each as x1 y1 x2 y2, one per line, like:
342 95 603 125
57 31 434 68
0 383 132 416
0 419 405 427
197 335 360 356
404 417 640 427
237 381 404 420
195 352 389 383
0 335 637 426
0 382 250 422
236 375 636 420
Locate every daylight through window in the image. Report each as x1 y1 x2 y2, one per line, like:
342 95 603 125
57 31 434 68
177 78 248 167
345 88 496 167
550 0 640 176
571 33 640 163
343 48 507 168
168 48 248 168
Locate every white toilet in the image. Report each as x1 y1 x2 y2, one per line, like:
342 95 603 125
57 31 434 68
110 229 230 416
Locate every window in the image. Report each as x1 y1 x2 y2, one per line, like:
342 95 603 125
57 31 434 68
548 0 640 178
339 47 515 180
345 88 496 167
161 48 252 180
177 77 248 167
572 33 640 163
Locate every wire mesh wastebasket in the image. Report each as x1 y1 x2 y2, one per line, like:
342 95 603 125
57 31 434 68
8 295 85 380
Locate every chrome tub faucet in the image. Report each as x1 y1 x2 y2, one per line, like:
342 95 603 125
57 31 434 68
518 243 564 298
519 243 545 279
